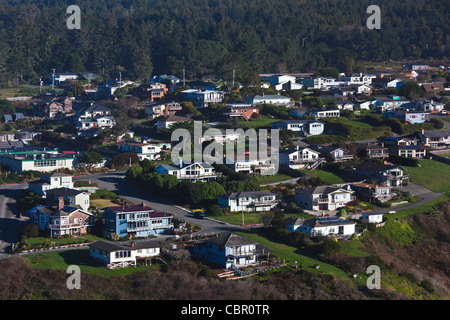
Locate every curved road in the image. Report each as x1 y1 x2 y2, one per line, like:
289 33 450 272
0 171 245 258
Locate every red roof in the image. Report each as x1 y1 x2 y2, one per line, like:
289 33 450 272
62 151 76 154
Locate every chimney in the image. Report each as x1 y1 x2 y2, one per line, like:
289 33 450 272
131 242 135 248
58 197 64 210
141 202 146 208
179 159 183 169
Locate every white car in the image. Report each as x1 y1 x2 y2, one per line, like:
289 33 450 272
441 110 449 115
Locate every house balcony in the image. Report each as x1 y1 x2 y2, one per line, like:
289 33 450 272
47 223 86 230
252 200 278 207
332 154 354 162
127 224 174 233
179 173 220 180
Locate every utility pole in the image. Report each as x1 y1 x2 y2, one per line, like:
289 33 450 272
51 68 56 90
232 68 235 90
39 78 42 93
183 68 185 86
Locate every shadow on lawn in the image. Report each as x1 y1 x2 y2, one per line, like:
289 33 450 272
58 249 103 268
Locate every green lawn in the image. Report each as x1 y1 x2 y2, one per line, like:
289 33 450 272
25 249 160 276
255 173 298 185
299 169 352 185
236 230 351 281
402 160 450 193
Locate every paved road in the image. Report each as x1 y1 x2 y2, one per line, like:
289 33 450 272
0 183 30 256
75 171 244 235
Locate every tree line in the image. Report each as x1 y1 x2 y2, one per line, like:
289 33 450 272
0 0 448 85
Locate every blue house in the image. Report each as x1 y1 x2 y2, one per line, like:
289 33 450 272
103 203 174 238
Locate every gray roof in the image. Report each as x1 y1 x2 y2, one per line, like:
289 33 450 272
89 240 160 252
297 186 347 195
200 233 258 247
302 217 356 228
46 187 84 197
219 191 276 199
421 129 450 138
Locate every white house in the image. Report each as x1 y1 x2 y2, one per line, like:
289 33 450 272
155 160 218 181
157 115 191 130
118 142 162 161
310 109 340 119
218 191 277 212
244 95 291 106
181 89 224 107
28 173 74 196
278 146 325 170
89 240 161 269
340 73 372 86
286 217 356 237
362 212 384 224
272 120 324 136
225 153 276 176
294 186 355 211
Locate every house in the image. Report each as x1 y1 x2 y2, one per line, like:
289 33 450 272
383 110 429 124
361 212 384 224
103 203 174 238
75 104 115 131
157 115 191 130
118 142 162 161
155 160 218 181
89 240 161 269
33 97 73 118
144 101 182 119
192 232 263 269
31 197 95 237
381 136 417 147
286 217 356 237
421 82 445 95
45 187 90 212
243 95 291 106
417 100 445 114
357 101 373 110
348 162 409 186
310 109 340 119
309 145 354 162
418 129 450 149
372 78 402 89
0 149 77 173
272 120 324 136
294 186 355 211
278 146 325 170
218 191 277 212
372 96 410 111
181 89 224 107
388 145 427 159
133 82 168 102
340 73 372 86
350 183 395 203
225 152 276 176
51 72 79 84
223 104 259 121
330 100 354 110
28 173 74 196
354 142 389 160
301 77 342 90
